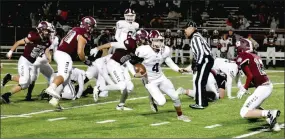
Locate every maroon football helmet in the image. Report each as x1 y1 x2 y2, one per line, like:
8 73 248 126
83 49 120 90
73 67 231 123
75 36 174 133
80 16 97 34
36 21 53 39
235 38 253 55
148 30 164 50
135 29 149 46
124 8 136 22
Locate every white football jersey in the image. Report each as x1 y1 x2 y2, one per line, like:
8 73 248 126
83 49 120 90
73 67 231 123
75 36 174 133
219 38 230 52
115 20 139 43
50 36 59 54
135 45 171 81
70 68 86 83
213 58 238 78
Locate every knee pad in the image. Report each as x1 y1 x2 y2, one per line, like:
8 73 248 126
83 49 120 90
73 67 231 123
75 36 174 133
156 97 166 106
19 79 30 90
240 107 249 118
117 81 127 91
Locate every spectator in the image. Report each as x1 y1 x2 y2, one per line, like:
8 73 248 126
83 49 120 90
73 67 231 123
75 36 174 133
30 12 37 28
238 16 250 30
270 17 278 29
247 34 259 51
167 10 182 19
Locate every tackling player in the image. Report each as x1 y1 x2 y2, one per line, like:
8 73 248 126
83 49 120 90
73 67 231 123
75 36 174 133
45 16 96 107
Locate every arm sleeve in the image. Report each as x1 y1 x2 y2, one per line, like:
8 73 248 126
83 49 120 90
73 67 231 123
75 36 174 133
76 71 85 98
115 22 122 42
165 57 180 72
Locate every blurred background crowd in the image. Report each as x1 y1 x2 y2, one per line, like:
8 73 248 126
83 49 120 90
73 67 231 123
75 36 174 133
1 0 284 66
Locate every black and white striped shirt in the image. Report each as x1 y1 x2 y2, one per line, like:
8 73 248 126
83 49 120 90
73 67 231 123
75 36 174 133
190 32 212 64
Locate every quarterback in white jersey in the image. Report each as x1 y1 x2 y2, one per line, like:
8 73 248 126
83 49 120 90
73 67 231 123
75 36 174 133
134 30 190 122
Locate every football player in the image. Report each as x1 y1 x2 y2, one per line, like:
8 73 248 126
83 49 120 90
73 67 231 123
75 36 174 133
174 30 184 64
133 30 191 122
45 16 96 108
210 30 221 58
219 34 230 58
164 29 174 57
1 21 53 103
227 29 236 60
235 38 281 131
263 29 278 68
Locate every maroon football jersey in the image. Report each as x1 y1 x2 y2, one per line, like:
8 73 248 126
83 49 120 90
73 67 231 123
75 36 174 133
236 52 269 87
111 38 137 65
57 27 90 55
23 31 51 63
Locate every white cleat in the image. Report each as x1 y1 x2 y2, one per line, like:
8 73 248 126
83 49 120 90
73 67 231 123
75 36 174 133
116 105 133 111
177 115 191 122
267 110 281 130
49 97 59 107
272 123 281 132
93 86 100 102
176 87 185 95
45 87 60 99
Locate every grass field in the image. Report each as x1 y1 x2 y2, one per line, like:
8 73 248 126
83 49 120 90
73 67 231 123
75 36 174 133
0 62 284 138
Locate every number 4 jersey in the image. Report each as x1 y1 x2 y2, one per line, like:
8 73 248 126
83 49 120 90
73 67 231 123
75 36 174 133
135 45 172 82
58 27 90 56
235 52 269 87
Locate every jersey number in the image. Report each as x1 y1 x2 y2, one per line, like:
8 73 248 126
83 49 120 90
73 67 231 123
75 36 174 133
63 30 76 44
254 58 266 75
152 63 159 72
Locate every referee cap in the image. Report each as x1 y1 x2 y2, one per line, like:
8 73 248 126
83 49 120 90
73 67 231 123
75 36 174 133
183 21 197 29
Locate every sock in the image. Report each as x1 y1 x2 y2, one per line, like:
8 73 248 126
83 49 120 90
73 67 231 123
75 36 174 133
26 81 35 99
119 89 128 104
84 78 89 84
262 110 269 117
5 92 12 97
50 83 57 90
177 111 183 116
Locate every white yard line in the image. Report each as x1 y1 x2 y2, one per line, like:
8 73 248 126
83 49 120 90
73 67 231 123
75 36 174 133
47 117 67 122
233 123 285 138
1 82 284 119
96 120 116 124
150 122 170 126
205 124 222 129
1 115 31 118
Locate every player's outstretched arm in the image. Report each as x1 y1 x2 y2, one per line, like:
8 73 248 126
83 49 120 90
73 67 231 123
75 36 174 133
165 57 180 72
45 48 52 63
7 38 30 59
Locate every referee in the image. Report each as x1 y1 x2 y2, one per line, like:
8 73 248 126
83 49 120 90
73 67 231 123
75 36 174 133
184 21 214 109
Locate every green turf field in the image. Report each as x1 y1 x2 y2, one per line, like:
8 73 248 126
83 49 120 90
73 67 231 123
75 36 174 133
0 63 284 138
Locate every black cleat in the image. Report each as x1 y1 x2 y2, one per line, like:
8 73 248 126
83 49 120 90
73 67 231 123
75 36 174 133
149 97 158 112
1 92 12 104
2 73 12 87
38 89 51 100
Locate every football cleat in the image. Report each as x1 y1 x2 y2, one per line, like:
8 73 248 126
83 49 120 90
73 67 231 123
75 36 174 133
45 87 60 99
267 110 281 130
1 92 11 104
149 96 158 112
177 115 191 122
93 86 101 102
49 97 59 107
116 105 133 111
2 73 12 87
189 104 205 109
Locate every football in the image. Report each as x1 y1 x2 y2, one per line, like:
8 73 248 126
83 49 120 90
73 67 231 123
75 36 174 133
134 63 146 75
